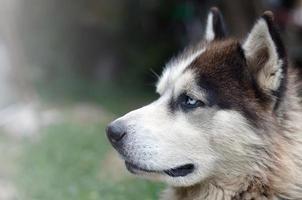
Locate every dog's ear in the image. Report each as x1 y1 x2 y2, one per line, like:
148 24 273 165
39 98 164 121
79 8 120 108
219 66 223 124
243 11 287 105
204 7 227 41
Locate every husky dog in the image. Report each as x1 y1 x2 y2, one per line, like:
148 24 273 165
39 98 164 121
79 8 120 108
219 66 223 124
106 7 302 200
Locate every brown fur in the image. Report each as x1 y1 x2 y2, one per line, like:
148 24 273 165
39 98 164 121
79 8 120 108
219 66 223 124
189 40 271 126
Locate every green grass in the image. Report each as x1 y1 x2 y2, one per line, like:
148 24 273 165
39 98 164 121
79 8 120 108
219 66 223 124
17 122 163 200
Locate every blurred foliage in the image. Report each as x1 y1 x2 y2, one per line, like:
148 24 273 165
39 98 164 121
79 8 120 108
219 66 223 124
16 0 217 101
18 0 180 94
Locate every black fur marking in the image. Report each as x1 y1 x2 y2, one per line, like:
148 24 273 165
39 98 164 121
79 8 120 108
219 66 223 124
198 76 260 127
168 96 177 114
210 7 227 40
197 77 230 110
198 79 218 107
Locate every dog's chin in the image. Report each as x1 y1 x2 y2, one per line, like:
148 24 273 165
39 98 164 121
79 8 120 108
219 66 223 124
124 161 195 178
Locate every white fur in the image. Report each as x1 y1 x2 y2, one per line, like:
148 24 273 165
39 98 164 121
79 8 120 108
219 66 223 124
114 84 218 186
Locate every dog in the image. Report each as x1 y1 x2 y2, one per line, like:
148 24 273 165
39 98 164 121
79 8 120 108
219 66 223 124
106 7 302 200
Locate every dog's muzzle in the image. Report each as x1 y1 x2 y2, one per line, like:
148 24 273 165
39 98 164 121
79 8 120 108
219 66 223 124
106 120 196 178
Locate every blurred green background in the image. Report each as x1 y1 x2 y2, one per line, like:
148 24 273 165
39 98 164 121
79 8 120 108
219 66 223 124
0 0 302 199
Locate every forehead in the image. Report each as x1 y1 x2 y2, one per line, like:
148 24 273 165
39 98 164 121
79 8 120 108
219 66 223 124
156 39 246 95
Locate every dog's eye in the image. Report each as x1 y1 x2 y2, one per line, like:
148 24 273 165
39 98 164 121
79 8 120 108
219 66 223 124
186 96 197 105
180 95 205 110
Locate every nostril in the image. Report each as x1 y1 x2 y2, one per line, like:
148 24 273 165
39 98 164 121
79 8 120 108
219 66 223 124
106 123 127 144
110 130 126 143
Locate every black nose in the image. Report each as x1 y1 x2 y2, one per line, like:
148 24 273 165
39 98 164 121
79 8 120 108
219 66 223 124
106 121 127 145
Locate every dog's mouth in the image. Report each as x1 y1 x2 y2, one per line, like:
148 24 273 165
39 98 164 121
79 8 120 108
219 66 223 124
125 161 195 177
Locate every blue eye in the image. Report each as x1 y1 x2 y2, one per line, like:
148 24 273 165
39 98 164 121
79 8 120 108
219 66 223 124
180 94 205 110
186 96 198 105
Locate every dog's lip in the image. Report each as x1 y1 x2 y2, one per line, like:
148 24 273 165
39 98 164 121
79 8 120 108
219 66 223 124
125 161 195 177
163 164 195 177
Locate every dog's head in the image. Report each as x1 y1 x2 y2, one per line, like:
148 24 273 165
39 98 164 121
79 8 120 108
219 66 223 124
106 8 287 186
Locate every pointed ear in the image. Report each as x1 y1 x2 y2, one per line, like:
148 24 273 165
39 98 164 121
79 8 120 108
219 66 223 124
204 7 227 41
243 11 287 105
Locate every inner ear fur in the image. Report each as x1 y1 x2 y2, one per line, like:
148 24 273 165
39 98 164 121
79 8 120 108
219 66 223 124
243 11 287 100
204 7 227 41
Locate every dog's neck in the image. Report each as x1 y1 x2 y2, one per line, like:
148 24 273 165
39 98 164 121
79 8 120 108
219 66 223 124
160 176 279 200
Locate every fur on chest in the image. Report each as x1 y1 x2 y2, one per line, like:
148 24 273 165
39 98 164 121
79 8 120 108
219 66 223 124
161 180 279 200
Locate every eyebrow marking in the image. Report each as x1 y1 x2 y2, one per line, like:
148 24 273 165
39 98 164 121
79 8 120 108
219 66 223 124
156 48 206 94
